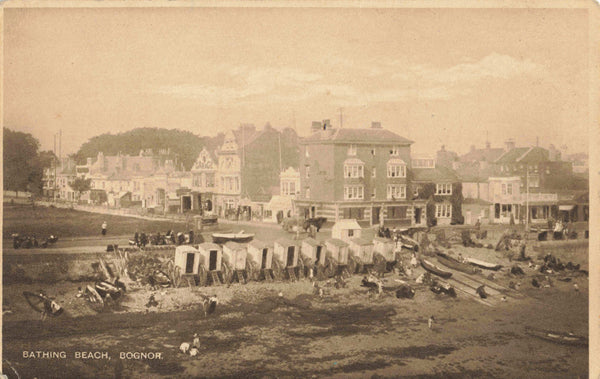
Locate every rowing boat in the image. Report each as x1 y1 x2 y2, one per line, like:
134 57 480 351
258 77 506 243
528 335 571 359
525 328 588 347
420 258 453 279
436 253 481 275
212 232 255 244
465 257 503 271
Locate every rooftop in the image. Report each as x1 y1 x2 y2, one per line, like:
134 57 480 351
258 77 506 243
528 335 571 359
411 166 460 183
302 128 413 145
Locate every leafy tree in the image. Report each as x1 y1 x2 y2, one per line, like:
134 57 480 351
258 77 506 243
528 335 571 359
73 128 222 170
3 128 43 193
70 177 92 201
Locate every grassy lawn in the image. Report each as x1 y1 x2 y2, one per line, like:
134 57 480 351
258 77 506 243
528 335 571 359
2 205 187 239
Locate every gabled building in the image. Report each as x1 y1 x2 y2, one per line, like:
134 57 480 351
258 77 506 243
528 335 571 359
214 123 300 219
183 147 217 213
493 143 573 191
295 121 418 227
411 159 462 226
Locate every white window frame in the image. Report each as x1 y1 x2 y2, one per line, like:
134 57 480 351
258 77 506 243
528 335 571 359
344 185 364 200
435 183 452 195
435 203 452 218
344 164 364 178
348 144 357 156
372 167 376 178
306 166 310 178
387 163 406 178
386 184 406 200
390 146 400 156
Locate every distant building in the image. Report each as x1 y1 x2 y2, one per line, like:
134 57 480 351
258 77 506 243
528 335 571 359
411 159 462 226
214 123 299 219
493 143 573 191
295 121 420 227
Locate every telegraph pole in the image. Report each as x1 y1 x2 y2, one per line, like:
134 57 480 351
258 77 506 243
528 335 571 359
525 165 529 232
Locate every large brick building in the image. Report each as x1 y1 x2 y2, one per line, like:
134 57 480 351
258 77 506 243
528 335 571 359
295 121 422 227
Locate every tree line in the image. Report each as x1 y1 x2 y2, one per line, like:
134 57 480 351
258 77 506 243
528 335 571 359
3 128 56 194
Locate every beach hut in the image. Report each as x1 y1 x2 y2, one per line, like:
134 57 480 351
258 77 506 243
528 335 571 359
222 242 248 283
324 238 350 277
348 237 375 273
247 239 274 281
300 237 326 278
174 245 202 286
197 242 223 285
331 219 362 242
273 238 301 281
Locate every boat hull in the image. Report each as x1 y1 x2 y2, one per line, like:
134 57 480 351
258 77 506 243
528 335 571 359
212 234 254 244
465 258 502 271
526 328 588 347
436 253 480 275
421 259 453 279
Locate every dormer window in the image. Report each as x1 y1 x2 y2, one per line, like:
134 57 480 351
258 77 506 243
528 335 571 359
348 144 357 156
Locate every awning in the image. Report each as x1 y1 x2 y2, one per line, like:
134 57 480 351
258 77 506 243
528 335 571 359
559 205 575 211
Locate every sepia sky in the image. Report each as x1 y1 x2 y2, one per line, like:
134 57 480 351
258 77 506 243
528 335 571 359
3 6 591 156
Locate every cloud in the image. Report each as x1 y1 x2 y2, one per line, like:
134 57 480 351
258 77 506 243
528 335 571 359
391 53 543 83
151 53 543 107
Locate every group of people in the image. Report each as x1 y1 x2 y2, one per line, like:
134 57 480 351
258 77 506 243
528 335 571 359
130 230 199 248
12 233 58 249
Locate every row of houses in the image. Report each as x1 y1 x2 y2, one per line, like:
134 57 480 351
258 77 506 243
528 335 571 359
43 121 588 228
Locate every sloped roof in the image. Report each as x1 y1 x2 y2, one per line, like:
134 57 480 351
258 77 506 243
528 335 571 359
302 237 322 247
350 237 373 246
175 245 199 254
411 166 460 183
275 237 297 247
224 241 246 251
495 146 549 164
325 238 349 247
248 239 270 250
302 128 413 145
517 147 549 164
460 147 505 163
332 219 362 230
198 242 221 251
494 147 529 164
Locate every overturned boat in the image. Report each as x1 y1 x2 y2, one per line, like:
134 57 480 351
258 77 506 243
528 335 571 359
420 258 453 279
212 231 255 244
465 257 503 271
525 328 588 347
436 252 480 275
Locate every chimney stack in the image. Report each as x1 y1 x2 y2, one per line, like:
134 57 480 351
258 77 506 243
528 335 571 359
371 121 382 129
504 138 515 151
322 119 331 130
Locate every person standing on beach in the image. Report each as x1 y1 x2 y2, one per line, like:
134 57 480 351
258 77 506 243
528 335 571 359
101 221 107 236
